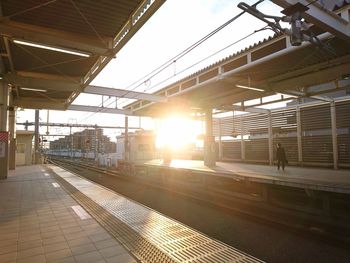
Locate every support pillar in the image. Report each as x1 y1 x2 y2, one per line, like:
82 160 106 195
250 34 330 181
0 82 9 179
8 92 16 170
34 109 41 164
268 111 273 165
330 101 338 169
70 126 73 159
94 125 98 161
124 116 129 161
204 108 215 167
296 106 303 165
218 118 223 160
240 115 245 161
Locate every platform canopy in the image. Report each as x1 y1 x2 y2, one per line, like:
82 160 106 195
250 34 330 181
125 2 350 117
0 0 165 111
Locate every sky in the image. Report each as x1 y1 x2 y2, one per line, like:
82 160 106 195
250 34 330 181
16 0 284 142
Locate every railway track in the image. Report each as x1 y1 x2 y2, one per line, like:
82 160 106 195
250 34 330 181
48 157 350 249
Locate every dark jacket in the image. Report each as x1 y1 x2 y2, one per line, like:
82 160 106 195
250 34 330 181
276 147 286 161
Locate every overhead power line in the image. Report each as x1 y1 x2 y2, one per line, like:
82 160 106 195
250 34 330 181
79 0 266 121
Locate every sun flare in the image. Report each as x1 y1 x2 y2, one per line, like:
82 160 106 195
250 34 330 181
155 116 203 151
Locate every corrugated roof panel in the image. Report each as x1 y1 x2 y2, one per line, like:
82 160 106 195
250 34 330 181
2 0 144 37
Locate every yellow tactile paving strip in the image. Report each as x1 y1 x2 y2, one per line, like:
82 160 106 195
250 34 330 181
50 165 264 263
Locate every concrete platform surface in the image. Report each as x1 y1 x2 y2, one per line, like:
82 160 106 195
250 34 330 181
142 159 350 193
0 165 136 263
1 165 264 263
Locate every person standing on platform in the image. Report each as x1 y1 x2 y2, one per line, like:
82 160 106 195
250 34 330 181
276 142 287 171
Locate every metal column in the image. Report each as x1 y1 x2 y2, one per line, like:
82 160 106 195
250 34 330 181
70 126 73 159
268 110 273 165
204 108 215 167
240 115 245 161
0 83 9 179
8 93 16 169
34 110 40 164
218 118 223 160
330 101 338 169
94 125 98 161
124 116 129 161
296 106 303 165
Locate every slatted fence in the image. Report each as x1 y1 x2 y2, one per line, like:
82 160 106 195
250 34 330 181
213 98 350 168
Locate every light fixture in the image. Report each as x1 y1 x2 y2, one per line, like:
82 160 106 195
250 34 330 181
236 84 264 92
342 73 350 80
13 39 90 57
21 87 47 92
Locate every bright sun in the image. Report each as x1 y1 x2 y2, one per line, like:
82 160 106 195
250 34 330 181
155 116 203 150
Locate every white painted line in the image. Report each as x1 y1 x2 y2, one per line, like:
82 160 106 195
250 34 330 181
52 182 60 188
71 205 91 220
44 173 50 177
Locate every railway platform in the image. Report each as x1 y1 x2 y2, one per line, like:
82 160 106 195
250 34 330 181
140 159 350 194
0 165 263 263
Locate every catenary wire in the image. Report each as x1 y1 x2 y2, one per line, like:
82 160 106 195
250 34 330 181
79 25 268 121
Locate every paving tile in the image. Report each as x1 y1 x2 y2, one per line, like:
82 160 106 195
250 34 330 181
99 245 127 258
0 252 17 263
67 237 92 248
60 222 80 230
61 226 83 235
89 232 112 243
40 225 61 233
18 232 41 242
83 228 107 236
0 244 17 255
0 232 18 241
105 253 137 263
92 238 119 250
40 221 59 228
17 246 44 259
42 235 66 246
0 229 17 237
45 248 72 263
41 230 64 239
49 256 76 263
44 241 70 254
17 254 46 263
70 243 97 256
55 214 73 221
18 239 43 251
18 229 40 238
64 231 87 241
74 251 104 263
77 219 97 227
0 239 17 249
19 223 40 231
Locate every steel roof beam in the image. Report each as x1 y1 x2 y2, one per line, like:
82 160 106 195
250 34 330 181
84 85 167 102
67 105 133 115
272 0 350 41
267 62 350 92
306 78 350 94
13 97 66 110
5 72 80 92
232 105 270 114
0 20 111 56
